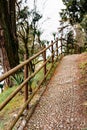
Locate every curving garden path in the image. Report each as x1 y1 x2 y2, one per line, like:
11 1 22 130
24 54 87 130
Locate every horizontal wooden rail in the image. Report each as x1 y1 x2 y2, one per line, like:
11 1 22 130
0 38 63 130
8 63 54 130
0 54 54 110
0 41 56 82
0 44 60 110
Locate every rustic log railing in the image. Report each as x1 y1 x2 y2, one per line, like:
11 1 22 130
0 38 62 130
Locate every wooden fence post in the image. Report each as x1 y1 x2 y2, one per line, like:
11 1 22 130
56 37 58 58
51 40 54 63
24 54 29 109
43 45 46 80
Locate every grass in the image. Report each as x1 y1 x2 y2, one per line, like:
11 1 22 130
0 86 17 104
31 62 53 89
32 69 44 89
0 85 24 130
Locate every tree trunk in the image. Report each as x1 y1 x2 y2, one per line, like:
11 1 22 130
0 26 14 86
0 0 19 69
8 0 16 35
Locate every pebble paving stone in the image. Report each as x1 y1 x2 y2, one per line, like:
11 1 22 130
24 54 87 130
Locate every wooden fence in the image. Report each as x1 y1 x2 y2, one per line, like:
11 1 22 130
0 38 63 130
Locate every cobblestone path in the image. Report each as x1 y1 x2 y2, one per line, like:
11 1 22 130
24 54 87 130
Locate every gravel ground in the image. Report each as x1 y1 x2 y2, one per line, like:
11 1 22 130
24 54 87 130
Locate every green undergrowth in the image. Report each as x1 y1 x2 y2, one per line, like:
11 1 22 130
82 128 87 130
79 61 87 85
79 61 87 74
0 86 24 130
0 86 17 104
31 62 54 89
0 61 59 130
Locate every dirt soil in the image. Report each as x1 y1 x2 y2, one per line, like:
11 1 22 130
24 53 87 130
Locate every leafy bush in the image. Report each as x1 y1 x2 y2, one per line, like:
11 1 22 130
11 74 24 86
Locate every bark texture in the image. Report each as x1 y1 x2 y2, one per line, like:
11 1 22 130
0 0 19 69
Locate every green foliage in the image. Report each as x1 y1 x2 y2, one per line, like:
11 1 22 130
11 74 24 86
81 15 87 30
61 0 87 25
52 32 56 40
79 61 87 70
32 69 44 89
0 86 17 104
32 12 42 23
65 30 76 54
0 86 23 130
17 0 43 63
17 6 30 20
67 30 75 44
60 1 87 53
41 40 49 46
